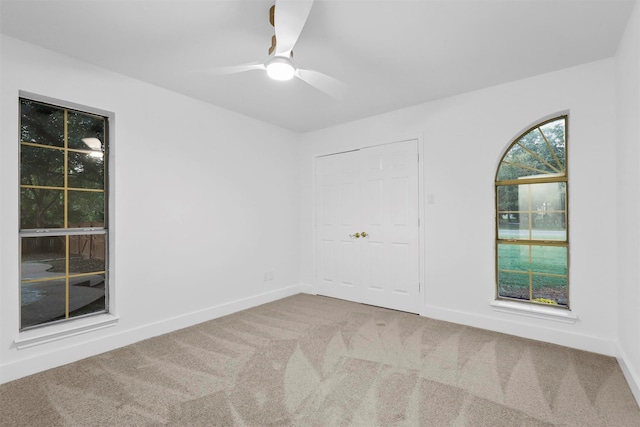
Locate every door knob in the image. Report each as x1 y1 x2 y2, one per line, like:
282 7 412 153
350 232 361 239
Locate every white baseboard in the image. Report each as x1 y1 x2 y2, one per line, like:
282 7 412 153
422 303 617 356
297 285 615 356
617 344 640 407
299 282 315 294
0 284 303 384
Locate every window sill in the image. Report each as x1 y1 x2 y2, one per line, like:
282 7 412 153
490 300 577 324
15 314 119 349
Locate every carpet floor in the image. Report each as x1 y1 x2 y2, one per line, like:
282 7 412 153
1 293 639 426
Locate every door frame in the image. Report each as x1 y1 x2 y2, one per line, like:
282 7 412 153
312 135 426 315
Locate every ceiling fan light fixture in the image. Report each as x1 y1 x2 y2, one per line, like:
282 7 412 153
265 56 296 81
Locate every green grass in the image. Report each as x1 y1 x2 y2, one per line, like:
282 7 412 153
498 244 566 276
497 244 568 305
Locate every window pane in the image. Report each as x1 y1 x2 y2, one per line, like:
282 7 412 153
514 130 558 175
68 191 105 227
497 244 529 272
497 185 522 212
67 111 105 151
21 236 66 279
20 188 64 229
539 119 566 170
498 271 529 301
531 245 567 275
497 185 529 240
532 275 567 306
21 145 64 187
20 99 64 147
69 273 106 319
68 151 105 189
496 118 566 182
497 183 566 241
530 183 566 241
21 279 66 329
68 234 106 273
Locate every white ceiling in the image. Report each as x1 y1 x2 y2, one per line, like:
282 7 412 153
0 0 635 132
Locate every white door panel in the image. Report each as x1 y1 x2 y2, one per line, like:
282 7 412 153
316 151 361 302
315 140 420 313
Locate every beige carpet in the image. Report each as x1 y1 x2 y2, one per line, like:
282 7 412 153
1 294 639 426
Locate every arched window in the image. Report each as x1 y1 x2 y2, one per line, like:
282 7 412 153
495 116 568 307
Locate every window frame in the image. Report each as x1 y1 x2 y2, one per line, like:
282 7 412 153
18 92 115 331
495 115 569 309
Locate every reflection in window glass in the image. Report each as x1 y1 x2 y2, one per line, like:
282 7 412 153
21 280 67 329
68 151 105 189
69 273 106 320
67 111 105 150
497 182 566 241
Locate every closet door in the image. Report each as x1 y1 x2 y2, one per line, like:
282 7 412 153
315 140 420 313
359 141 420 312
315 150 361 303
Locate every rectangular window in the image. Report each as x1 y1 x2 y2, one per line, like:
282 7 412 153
19 97 110 330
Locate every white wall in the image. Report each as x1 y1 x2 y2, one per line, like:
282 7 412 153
2 5 638 398
0 35 301 383
299 59 619 356
615 0 640 402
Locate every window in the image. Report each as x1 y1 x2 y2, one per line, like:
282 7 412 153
495 116 568 307
19 97 109 329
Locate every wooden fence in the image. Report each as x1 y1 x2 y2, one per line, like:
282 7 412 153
22 222 105 260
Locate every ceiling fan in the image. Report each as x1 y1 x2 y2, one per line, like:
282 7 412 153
209 0 346 98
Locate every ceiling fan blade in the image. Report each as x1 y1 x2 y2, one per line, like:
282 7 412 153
274 0 314 57
204 62 265 76
296 68 347 99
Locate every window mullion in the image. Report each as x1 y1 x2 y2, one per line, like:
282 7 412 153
63 109 69 319
63 108 69 229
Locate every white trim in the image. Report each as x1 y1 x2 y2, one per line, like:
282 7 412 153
417 133 426 316
617 344 640 407
1 284 302 384
15 314 119 349
425 302 614 356
299 283 315 294
17 91 118 336
490 299 578 324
